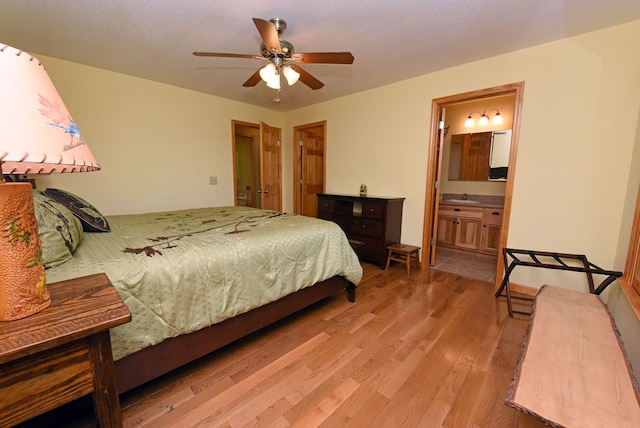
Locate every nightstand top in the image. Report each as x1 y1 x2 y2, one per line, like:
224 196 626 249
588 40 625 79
0 273 131 364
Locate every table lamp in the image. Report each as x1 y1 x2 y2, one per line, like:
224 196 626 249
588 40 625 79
0 44 100 320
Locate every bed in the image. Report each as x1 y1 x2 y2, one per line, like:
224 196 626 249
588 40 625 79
36 190 362 393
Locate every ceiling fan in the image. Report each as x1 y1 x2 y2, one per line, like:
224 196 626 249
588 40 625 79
193 18 354 91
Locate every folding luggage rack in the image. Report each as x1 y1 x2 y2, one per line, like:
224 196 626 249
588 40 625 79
495 248 623 316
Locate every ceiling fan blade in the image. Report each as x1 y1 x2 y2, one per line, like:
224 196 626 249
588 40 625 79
193 52 260 59
253 18 281 55
290 64 324 90
291 52 354 64
242 69 262 87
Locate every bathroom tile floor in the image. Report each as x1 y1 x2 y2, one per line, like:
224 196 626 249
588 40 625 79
431 247 498 282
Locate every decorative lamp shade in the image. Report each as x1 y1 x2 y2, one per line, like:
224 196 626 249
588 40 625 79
0 44 100 174
0 44 100 320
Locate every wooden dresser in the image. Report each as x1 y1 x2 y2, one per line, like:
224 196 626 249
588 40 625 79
317 194 404 267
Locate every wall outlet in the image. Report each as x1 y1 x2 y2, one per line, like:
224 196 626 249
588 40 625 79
209 176 218 185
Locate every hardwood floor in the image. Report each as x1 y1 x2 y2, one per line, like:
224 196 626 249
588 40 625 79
20 262 545 427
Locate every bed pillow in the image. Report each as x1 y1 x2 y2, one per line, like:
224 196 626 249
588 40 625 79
43 188 110 232
32 190 84 268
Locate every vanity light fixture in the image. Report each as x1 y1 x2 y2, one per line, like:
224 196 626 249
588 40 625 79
464 109 503 128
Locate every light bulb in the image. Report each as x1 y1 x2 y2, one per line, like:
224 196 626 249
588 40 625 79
464 116 474 128
492 111 503 125
259 63 276 82
266 74 280 90
283 65 300 86
478 113 489 126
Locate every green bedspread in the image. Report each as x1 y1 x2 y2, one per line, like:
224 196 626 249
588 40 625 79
46 206 362 360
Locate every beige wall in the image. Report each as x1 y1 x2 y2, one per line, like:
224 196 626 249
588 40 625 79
286 20 640 275
37 57 283 215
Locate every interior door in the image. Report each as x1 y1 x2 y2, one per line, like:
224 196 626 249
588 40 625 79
429 107 447 265
294 122 326 217
259 122 282 211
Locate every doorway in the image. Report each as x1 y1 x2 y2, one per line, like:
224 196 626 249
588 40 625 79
232 120 283 211
421 82 525 289
293 121 327 217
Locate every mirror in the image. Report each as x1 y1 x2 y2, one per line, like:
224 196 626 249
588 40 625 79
448 130 512 181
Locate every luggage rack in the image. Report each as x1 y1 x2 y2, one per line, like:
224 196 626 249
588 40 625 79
494 248 623 317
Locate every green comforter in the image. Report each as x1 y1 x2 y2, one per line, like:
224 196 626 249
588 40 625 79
46 206 362 360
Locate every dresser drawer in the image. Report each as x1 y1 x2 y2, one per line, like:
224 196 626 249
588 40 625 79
318 198 336 213
349 234 383 257
439 205 483 219
348 218 383 238
362 202 384 219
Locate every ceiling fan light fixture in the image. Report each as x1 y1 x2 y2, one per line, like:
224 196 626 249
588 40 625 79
283 65 300 86
259 63 281 89
259 63 276 81
266 76 280 90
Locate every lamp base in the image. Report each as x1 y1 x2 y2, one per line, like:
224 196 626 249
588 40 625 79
0 182 50 321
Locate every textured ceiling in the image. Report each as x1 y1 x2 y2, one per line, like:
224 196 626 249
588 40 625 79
1 0 639 112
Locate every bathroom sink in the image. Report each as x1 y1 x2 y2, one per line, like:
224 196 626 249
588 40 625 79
445 199 481 204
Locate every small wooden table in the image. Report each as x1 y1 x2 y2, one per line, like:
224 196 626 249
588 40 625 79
0 273 131 427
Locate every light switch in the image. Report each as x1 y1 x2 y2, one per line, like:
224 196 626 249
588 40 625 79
209 176 218 185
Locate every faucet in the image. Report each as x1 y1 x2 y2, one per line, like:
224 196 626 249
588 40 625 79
462 193 469 200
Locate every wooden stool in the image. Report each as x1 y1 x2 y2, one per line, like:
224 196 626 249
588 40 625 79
385 244 420 275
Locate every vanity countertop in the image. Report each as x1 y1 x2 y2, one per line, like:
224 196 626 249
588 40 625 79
440 194 504 209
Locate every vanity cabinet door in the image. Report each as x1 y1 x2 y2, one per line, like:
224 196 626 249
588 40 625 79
454 217 482 250
480 208 503 254
481 223 502 253
436 215 457 247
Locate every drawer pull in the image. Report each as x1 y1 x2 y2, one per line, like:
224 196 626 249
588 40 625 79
492 211 500 216
454 208 461 212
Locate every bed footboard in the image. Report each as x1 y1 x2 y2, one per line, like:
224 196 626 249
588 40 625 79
115 275 355 394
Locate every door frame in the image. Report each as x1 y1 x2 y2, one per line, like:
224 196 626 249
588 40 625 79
293 121 327 215
421 82 525 290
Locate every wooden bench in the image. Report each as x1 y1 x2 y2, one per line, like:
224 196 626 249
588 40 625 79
506 284 640 427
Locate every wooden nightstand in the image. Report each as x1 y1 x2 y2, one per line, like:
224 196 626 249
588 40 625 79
0 273 131 427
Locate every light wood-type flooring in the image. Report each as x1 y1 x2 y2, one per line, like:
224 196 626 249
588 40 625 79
20 262 545 427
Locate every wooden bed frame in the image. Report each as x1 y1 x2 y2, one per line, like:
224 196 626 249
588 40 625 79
114 276 356 394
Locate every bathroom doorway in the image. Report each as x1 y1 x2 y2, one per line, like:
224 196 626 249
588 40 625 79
421 82 525 289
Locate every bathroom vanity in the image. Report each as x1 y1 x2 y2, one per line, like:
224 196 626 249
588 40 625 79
437 195 504 255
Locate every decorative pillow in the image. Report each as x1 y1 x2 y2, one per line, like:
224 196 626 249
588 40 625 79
32 190 84 268
43 188 110 232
